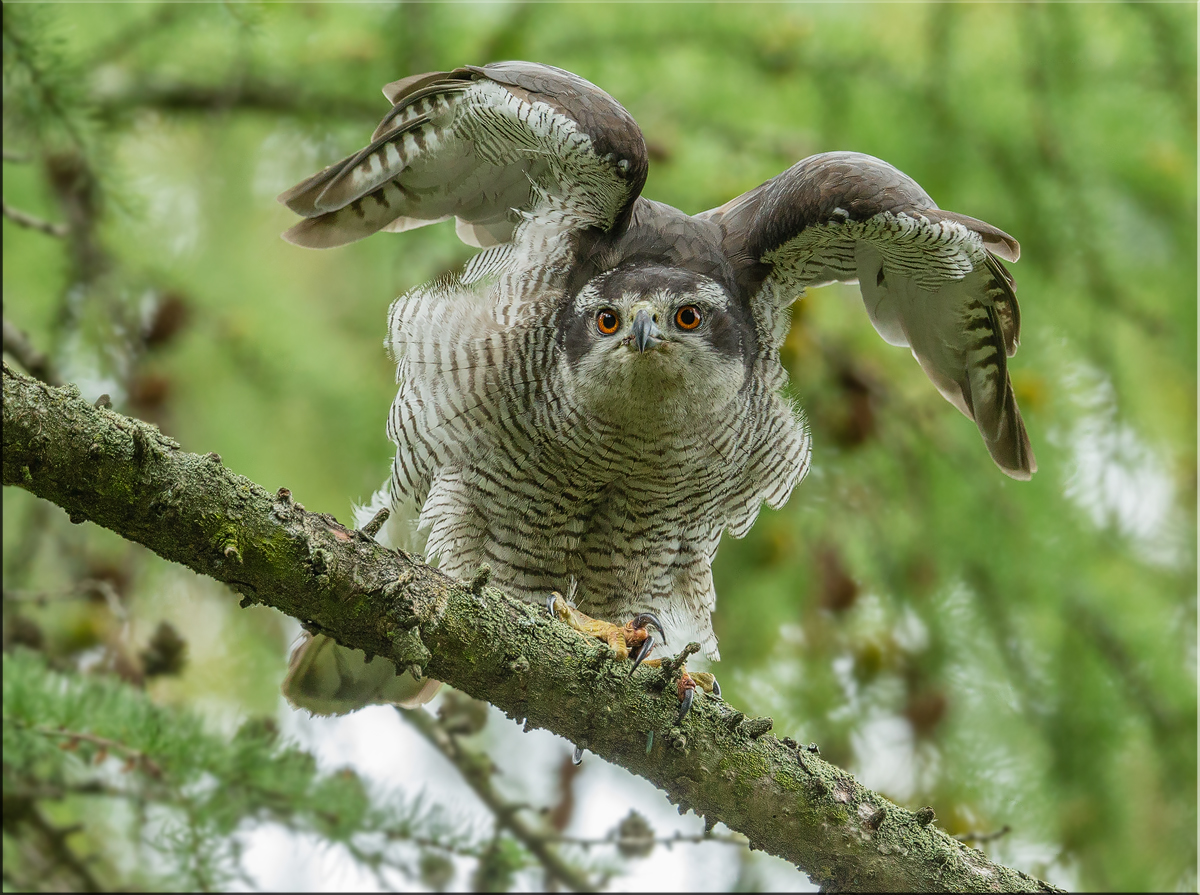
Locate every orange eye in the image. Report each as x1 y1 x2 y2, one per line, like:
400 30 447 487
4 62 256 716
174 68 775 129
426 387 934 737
596 309 620 335
675 305 702 330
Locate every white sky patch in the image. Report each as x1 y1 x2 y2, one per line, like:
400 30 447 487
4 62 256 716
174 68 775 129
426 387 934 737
245 691 810 891
569 759 728 892
851 713 917 803
56 303 126 406
989 839 1079 893
1054 362 1186 568
893 605 930 654
567 756 811 892
236 826 391 892
828 652 861 724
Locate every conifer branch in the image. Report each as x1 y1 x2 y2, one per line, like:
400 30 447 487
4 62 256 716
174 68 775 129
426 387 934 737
399 707 597 892
1 201 69 238
1 362 1062 894
27 723 164 778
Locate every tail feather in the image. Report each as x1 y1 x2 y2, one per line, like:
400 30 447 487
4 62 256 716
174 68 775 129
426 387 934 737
281 632 441 716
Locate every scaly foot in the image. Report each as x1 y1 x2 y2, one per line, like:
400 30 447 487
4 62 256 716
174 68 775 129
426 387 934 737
545 592 664 673
545 593 719 721
635 660 721 722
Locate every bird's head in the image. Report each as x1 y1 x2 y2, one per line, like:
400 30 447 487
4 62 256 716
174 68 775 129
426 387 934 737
558 264 752 431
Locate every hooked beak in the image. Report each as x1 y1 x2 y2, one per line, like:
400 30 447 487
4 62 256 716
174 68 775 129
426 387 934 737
631 308 664 353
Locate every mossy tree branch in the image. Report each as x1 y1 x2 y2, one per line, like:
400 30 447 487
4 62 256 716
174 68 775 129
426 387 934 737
1 363 1061 894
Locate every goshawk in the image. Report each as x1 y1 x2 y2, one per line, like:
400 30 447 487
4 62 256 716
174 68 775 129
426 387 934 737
279 62 1034 716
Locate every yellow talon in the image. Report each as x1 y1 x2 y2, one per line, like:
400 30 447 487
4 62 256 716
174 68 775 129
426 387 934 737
545 592 661 663
545 592 717 717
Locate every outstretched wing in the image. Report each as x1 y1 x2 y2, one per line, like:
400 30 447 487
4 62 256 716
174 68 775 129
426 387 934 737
278 62 648 249
701 151 1035 480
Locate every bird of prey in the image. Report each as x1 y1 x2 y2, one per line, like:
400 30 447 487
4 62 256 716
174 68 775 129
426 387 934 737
278 62 1034 717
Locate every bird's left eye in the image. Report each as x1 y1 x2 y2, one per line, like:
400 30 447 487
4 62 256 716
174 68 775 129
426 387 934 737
675 305 702 330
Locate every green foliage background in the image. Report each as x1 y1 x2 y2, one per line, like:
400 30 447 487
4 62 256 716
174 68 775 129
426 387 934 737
2 2 1195 891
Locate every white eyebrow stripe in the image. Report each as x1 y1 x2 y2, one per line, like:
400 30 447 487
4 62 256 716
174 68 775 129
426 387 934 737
642 281 731 308
574 270 732 314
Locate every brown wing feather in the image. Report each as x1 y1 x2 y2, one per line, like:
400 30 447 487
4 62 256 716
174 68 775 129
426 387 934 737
278 62 648 250
701 151 1034 479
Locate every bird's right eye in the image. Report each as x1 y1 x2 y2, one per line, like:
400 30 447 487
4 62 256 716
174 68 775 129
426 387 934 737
596 309 620 335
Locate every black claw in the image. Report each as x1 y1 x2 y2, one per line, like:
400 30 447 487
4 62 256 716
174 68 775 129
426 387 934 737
572 745 584 766
711 677 722 698
675 687 695 725
630 612 666 644
628 633 656 676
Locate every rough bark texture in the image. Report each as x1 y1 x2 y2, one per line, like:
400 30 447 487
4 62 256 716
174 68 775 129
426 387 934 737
2 363 1061 893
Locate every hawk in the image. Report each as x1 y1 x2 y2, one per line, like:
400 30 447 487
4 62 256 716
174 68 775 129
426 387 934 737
279 62 1034 716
